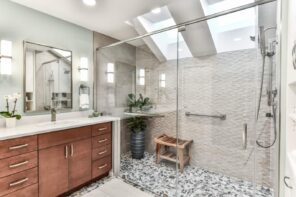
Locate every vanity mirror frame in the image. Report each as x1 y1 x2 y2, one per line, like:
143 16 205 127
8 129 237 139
23 41 73 114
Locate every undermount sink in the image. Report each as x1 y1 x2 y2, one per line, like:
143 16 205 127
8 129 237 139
36 120 78 127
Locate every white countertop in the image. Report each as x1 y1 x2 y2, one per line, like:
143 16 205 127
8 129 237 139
0 116 120 140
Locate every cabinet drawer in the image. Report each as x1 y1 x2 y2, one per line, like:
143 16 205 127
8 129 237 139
92 144 112 161
92 122 112 136
0 136 37 160
3 183 38 197
92 133 112 148
0 151 37 178
92 156 112 178
38 126 91 149
0 167 38 196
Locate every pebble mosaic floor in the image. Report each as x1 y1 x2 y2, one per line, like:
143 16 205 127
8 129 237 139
69 152 274 197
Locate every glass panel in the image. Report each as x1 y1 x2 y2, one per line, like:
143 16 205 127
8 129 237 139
97 29 179 196
96 1 279 197
176 2 278 197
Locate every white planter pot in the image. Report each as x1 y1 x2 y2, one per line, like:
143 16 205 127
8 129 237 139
5 117 16 128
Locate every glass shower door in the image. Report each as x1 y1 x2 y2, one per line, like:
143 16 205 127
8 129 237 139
175 2 278 196
97 28 180 196
175 8 259 197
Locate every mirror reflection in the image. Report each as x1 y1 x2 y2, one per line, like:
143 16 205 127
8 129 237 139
24 42 72 113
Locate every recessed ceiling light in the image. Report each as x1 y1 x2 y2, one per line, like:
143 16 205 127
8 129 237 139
82 0 96 6
151 7 161 14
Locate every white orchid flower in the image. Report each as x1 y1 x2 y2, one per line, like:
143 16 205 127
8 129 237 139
8 95 14 101
13 93 21 99
3 95 9 100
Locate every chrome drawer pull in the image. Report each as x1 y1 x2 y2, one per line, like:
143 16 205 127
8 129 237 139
9 144 28 150
98 164 107 169
98 128 107 131
9 178 29 187
98 150 107 155
98 139 108 143
9 161 29 168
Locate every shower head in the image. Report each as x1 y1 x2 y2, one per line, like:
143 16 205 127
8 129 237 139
259 26 277 56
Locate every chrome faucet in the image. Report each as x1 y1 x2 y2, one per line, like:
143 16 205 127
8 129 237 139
51 108 57 122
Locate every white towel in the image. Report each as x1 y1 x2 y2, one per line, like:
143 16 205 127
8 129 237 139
80 94 89 109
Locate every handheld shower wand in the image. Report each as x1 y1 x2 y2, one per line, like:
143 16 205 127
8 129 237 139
256 26 278 149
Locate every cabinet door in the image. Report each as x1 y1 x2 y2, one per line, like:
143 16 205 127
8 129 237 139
68 138 92 189
39 144 69 197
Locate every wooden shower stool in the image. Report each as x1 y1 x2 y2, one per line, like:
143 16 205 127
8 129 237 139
154 134 193 172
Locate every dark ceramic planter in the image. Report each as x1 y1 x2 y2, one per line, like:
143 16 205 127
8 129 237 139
130 130 145 159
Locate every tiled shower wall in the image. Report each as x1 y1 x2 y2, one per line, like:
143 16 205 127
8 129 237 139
97 45 276 188
133 48 275 188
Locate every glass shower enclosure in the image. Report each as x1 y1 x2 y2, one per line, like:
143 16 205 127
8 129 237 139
96 1 279 196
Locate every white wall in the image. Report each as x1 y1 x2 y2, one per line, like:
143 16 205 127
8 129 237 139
283 0 296 196
0 0 93 114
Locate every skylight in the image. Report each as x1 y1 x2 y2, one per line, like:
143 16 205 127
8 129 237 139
52 49 71 61
136 6 192 60
200 0 256 53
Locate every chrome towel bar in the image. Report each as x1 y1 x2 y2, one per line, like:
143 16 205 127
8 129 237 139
185 112 226 120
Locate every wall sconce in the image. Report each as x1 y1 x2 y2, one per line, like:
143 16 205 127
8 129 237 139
107 63 115 83
79 57 88 81
138 68 145 86
0 40 12 75
159 73 166 88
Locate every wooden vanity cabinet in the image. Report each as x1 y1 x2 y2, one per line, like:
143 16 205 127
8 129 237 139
39 144 69 197
0 136 38 197
0 122 112 197
38 127 92 197
68 138 92 189
91 122 112 179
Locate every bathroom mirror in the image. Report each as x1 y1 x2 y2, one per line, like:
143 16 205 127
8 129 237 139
24 41 72 113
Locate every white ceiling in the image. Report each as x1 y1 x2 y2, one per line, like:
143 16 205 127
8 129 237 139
10 0 182 41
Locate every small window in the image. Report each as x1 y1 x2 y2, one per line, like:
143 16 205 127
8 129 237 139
138 68 145 86
107 63 115 83
159 73 166 88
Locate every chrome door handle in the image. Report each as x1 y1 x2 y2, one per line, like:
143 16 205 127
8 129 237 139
65 145 69 158
9 177 29 187
9 160 29 168
243 124 247 150
284 176 293 189
70 144 74 157
9 144 28 150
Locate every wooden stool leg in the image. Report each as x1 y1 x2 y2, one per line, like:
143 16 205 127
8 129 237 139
156 144 161 164
188 144 192 165
178 148 184 173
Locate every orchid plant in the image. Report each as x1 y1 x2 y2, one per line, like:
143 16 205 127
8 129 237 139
0 93 22 120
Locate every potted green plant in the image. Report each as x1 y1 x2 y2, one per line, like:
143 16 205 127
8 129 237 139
0 93 22 128
127 93 152 112
127 93 138 112
127 116 147 159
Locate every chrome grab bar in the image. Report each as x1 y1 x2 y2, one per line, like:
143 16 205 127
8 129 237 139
243 124 248 150
185 112 226 120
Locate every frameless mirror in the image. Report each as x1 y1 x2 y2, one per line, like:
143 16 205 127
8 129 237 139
24 41 72 113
